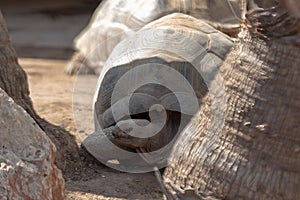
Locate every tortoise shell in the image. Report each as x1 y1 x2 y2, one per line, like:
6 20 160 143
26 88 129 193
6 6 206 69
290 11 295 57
82 13 234 170
66 0 241 75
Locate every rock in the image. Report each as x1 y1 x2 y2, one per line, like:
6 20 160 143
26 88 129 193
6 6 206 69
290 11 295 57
0 89 65 199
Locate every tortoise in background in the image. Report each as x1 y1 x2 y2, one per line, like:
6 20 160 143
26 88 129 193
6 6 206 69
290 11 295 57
66 0 242 75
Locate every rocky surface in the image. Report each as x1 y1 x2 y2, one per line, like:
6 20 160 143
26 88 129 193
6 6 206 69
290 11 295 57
20 58 165 199
0 88 65 199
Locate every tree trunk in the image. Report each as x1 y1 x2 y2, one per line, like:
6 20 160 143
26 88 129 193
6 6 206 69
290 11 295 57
0 11 79 172
0 12 37 118
163 2 300 199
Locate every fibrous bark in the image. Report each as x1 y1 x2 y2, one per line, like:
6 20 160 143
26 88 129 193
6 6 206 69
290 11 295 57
0 12 37 118
163 1 300 199
0 11 78 172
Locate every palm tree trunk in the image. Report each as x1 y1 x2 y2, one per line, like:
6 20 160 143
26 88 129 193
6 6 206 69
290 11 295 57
0 12 37 118
0 11 79 172
163 2 300 199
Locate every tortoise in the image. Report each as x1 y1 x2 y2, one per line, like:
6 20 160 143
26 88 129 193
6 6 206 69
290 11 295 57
81 0 300 198
79 0 300 199
81 12 234 172
66 0 242 75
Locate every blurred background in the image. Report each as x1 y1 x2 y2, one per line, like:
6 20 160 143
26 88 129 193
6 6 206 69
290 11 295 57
0 0 101 59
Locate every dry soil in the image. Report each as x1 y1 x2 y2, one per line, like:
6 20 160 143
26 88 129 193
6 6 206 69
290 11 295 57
20 58 166 200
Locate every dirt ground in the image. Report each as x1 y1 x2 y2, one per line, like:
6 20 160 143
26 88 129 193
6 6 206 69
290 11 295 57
20 58 166 200
1 2 166 198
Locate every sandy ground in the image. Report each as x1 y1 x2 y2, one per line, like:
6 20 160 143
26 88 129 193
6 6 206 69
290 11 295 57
20 58 166 200
1 2 166 198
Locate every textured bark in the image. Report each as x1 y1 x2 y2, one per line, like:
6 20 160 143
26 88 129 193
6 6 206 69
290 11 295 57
0 11 79 172
0 11 67 198
0 12 37 118
163 1 300 199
